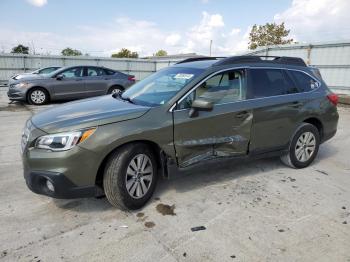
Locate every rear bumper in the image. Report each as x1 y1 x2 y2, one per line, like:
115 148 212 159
321 108 339 143
322 129 337 143
24 170 98 199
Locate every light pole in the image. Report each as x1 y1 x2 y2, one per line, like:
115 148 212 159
209 39 212 56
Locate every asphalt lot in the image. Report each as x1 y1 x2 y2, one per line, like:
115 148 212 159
0 86 349 262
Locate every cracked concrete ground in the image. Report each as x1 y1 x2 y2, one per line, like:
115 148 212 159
0 87 349 262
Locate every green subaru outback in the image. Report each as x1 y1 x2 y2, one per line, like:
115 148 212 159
22 56 339 209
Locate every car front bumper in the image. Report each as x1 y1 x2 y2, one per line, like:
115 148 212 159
24 170 98 199
7 86 26 101
22 120 101 199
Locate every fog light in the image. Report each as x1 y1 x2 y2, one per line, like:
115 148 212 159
46 180 55 192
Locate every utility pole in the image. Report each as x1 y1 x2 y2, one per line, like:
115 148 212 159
31 40 36 55
209 39 212 56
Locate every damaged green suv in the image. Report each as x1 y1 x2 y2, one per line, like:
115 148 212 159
22 56 339 209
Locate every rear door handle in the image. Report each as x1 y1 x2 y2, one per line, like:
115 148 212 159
289 101 303 108
236 110 250 118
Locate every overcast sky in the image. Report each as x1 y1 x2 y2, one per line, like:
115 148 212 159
0 0 349 57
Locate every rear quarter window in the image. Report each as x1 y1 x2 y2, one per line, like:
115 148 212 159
288 71 320 92
105 69 116 75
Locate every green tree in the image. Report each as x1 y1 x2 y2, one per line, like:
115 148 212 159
248 22 293 50
155 49 168 56
11 44 29 54
61 47 82 56
111 48 138 58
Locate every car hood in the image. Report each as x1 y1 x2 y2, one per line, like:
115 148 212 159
12 73 35 80
12 74 50 82
31 95 151 133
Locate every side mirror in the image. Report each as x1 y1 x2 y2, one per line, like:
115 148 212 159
189 99 213 118
56 74 64 80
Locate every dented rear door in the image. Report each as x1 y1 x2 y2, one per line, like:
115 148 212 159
172 68 252 168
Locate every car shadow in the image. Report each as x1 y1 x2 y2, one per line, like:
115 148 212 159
154 156 284 198
52 196 114 213
314 142 338 163
53 143 337 212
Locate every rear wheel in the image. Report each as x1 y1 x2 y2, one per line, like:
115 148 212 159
281 123 320 168
28 88 49 105
107 86 123 95
103 143 158 210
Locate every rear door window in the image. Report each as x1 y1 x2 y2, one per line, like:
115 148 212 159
87 67 105 77
289 70 320 92
249 69 297 98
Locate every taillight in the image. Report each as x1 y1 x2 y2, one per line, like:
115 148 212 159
128 75 135 82
327 93 338 106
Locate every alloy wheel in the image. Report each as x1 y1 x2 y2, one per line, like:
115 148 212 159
125 154 153 199
30 90 46 104
111 88 122 95
295 131 316 162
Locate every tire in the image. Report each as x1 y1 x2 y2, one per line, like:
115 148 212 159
103 143 158 210
281 123 320 168
28 88 49 105
107 86 123 95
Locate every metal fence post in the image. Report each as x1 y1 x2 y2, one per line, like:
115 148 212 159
307 45 313 65
23 55 26 72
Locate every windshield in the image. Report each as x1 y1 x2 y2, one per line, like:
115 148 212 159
121 67 204 106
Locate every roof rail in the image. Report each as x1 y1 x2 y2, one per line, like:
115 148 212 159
176 56 225 64
213 55 307 67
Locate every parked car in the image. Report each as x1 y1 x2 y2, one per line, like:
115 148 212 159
21 56 339 210
11 66 61 81
8 66 135 105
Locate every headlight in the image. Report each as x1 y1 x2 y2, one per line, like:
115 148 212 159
14 82 28 88
35 128 96 151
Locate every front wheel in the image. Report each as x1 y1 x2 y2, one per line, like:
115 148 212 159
281 123 320 168
28 88 49 105
103 143 158 210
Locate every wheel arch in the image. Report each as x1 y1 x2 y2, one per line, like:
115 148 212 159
302 117 324 140
26 86 51 102
95 140 164 188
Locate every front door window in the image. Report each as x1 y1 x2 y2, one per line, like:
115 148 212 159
61 67 84 78
178 69 246 110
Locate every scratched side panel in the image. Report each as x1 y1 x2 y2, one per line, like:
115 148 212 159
173 103 253 168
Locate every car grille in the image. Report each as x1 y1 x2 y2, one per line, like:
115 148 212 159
21 120 31 153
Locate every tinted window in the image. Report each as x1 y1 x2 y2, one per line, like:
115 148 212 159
250 69 297 98
289 71 319 92
178 69 246 110
60 67 83 78
87 67 105 76
105 69 116 75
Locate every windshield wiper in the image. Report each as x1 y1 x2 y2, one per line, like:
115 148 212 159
112 92 134 104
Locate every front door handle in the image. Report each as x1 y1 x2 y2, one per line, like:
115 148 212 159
236 110 249 119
